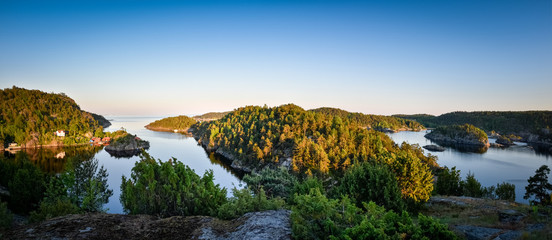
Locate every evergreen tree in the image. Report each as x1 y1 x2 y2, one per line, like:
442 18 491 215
524 165 552 205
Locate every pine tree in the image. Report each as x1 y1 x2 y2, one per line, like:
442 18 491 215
524 165 552 205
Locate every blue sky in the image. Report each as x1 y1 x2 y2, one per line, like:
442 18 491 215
1 0 551 116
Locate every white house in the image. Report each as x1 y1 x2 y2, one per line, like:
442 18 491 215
54 130 66 137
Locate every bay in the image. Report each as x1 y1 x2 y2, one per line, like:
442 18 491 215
387 130 552 203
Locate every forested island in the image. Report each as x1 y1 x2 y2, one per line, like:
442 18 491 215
145 115 196 133
0 87 111 149
192 104 436 202
425 124 490 150
193 111 232 121
396 111 552 152
310 107 424 132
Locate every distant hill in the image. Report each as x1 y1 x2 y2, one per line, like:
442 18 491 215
396 111 552 151
310 107 424 131
0 86 110 148
145 115 196 133
193 111 232 121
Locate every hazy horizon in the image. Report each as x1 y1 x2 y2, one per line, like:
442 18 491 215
2 0 551 116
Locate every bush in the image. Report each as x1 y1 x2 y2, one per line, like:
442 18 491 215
415 213 458 240
120 152 227 217
495 182 515 201
290 189 457 240
291 189 362 239
463 172 483 198
335 162 405 212
0 201 12 230
435 166 463 196
217 187 285 220
29 198 80 223
242 167 297 199
289 176 325 204
6 155 47 214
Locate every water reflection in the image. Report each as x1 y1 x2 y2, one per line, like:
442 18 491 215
2 145 103 173
387 131 552 204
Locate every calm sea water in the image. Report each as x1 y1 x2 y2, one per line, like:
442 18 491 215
98 116 242 213
387 130 552 203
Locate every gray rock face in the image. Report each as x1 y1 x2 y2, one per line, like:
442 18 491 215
423 144 445 152
425 133 489 147
105 135 150 158
199 210 291 240
6 210 292 239
454 225 503 240
498 209 525 223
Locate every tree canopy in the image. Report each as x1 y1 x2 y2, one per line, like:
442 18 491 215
145 115 196 131
193 104 436 203
0 86 108 147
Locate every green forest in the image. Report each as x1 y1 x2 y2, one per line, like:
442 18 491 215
145 115 197 132
193 111 232 120
0 87 109 148
425 124 489 145
311 107 424 131
396 111 552 140
193 104 437 203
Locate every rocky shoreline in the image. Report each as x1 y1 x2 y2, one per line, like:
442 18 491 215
423 144 445 152
105 134 150 158
425 133 489 148
144 126 191 134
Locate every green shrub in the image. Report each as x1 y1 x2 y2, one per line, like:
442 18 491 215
435 166 463 196
7 155 47 214
290 176 325 204
336 162 405 212
242 167 297 199
415 213 458 240
463 172 483 197
290 190 458 240
29 198 80 223
495 182 515 201
120 152 227 217
217 187 285 220
291 189 362 239
0 201 12 230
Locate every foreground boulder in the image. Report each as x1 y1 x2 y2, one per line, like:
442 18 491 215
4 210 291 240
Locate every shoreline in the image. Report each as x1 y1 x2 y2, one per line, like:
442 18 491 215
3 142 96 151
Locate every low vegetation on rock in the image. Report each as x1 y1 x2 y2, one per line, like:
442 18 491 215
145 115 197 132
425 124 489 147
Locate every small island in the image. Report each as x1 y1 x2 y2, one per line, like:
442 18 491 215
423 144 445 152
425 124 490 150
105 133 150 157
145 115 197 134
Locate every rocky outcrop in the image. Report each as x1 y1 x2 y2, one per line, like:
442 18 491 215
4 210 291 240
496 135 515 146
424 125 489 153
423 144 445 152
426 196 548 240
199 210 291 240
105 134 149 158
425 132 489 147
